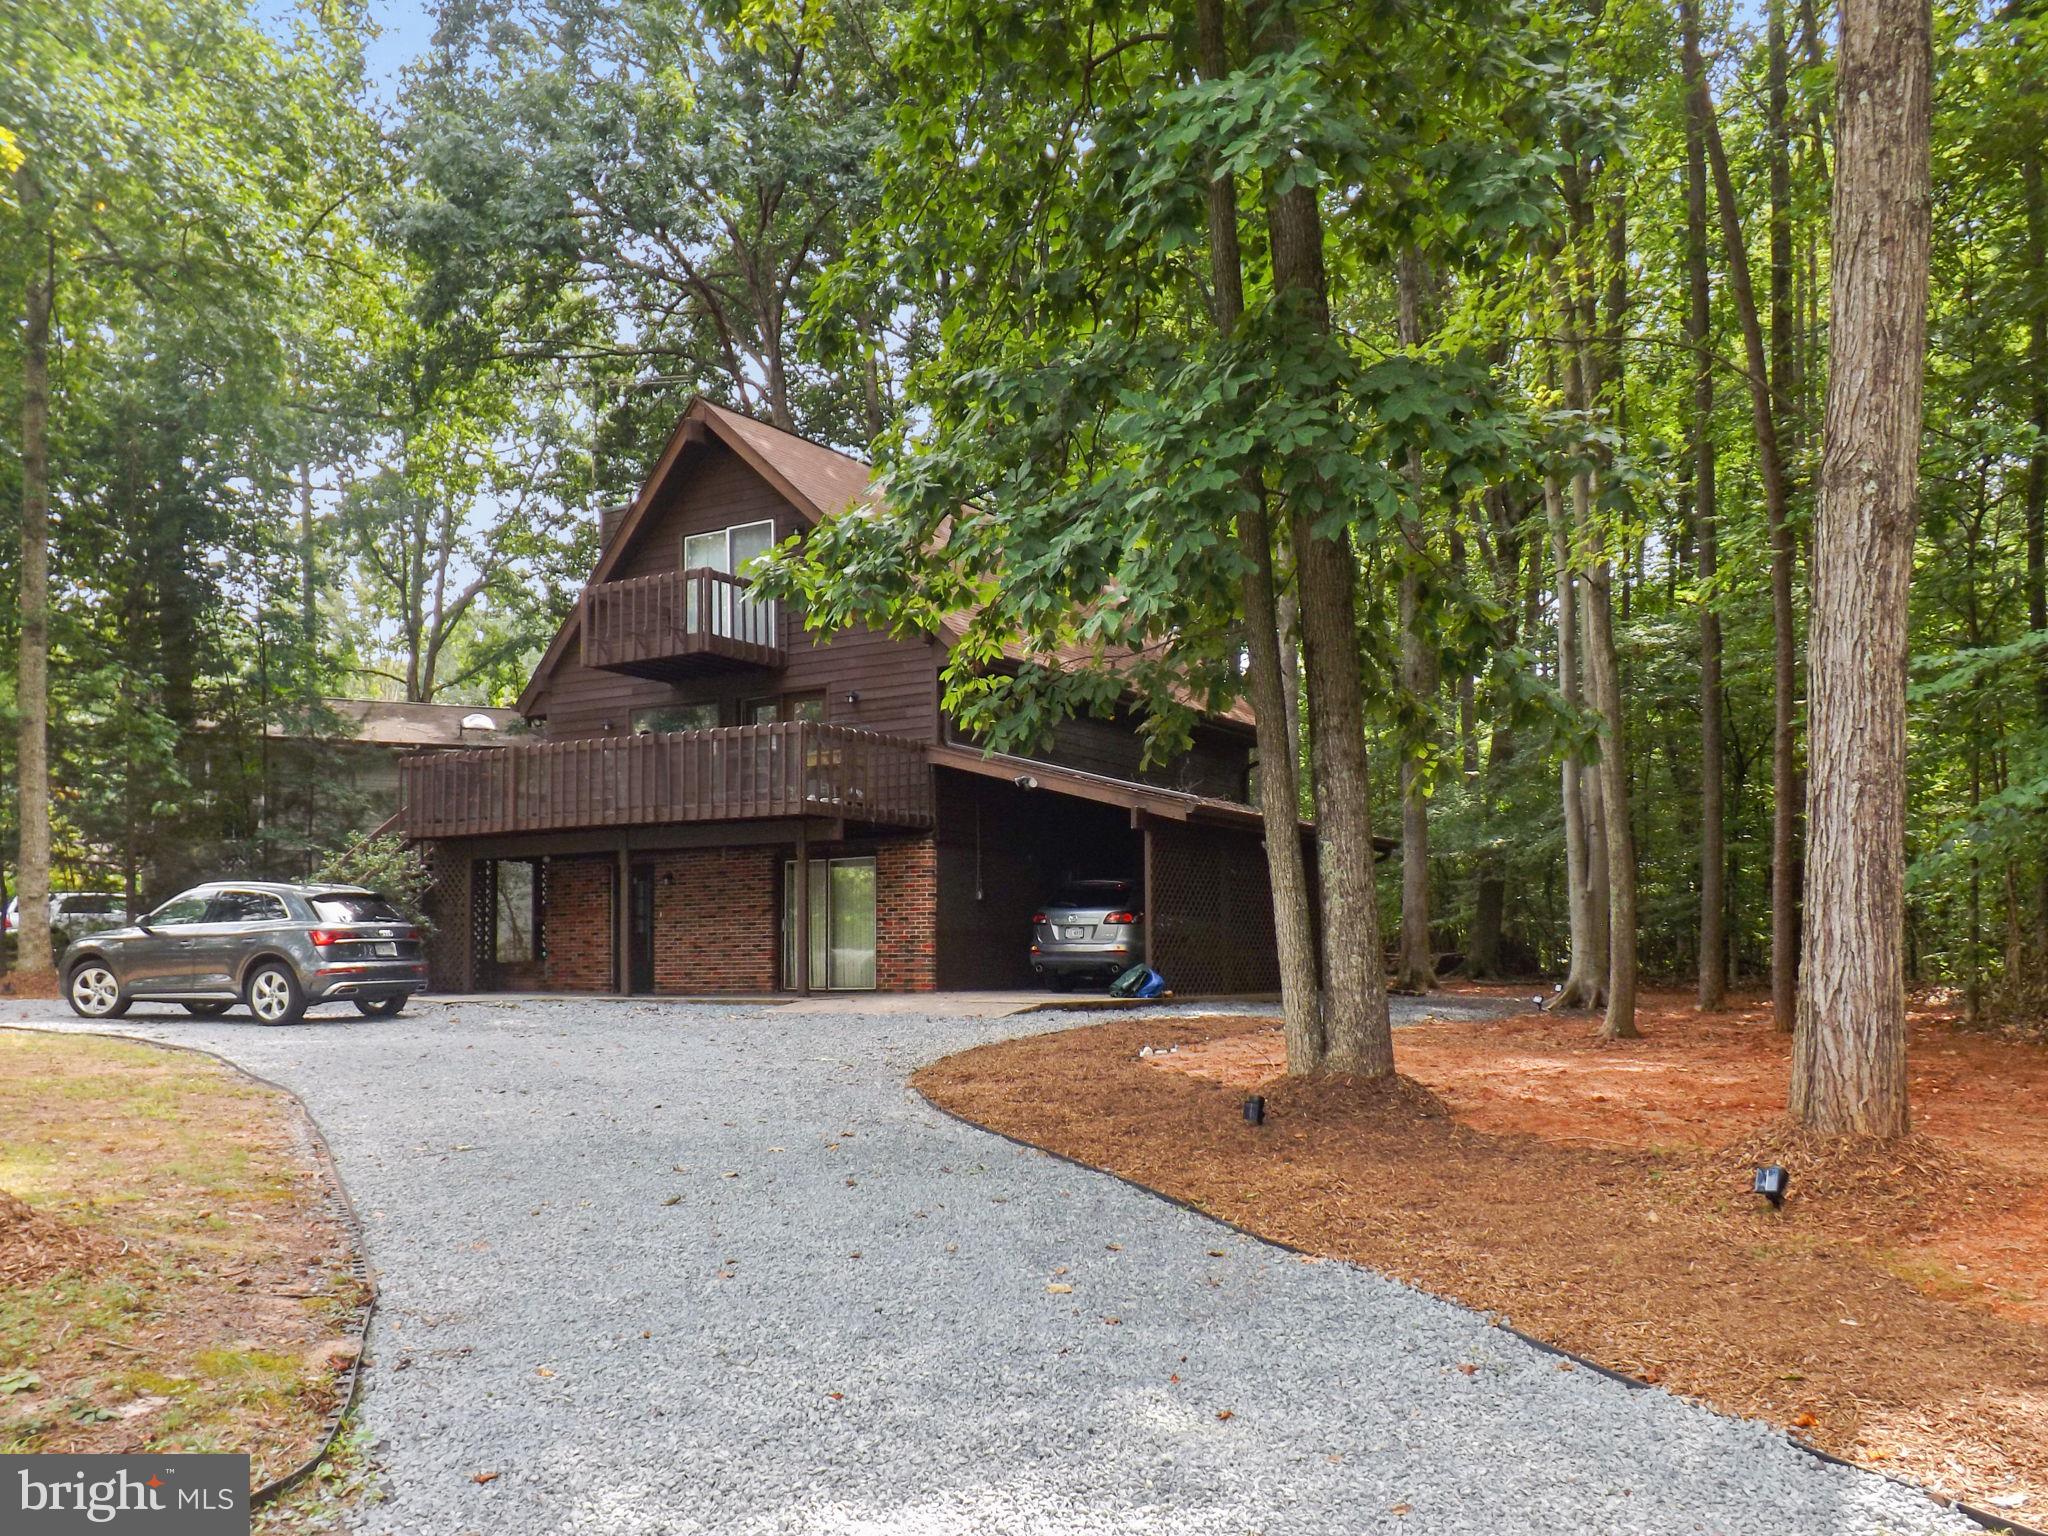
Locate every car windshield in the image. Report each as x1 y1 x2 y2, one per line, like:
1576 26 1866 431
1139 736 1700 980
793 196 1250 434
59 895 119 914
1051 883 1134 910
310 893 405 923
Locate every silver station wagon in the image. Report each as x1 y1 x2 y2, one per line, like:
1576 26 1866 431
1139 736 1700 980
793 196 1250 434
63 882 428 1025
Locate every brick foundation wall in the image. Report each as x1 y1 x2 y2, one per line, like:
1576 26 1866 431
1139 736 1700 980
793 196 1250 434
650 847 778 993
875 836 938 992
544 855 616 992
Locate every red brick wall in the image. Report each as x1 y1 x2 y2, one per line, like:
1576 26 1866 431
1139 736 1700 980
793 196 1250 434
649 847 778 993
533 836 939 995
544 855 615 992
876 837 938 992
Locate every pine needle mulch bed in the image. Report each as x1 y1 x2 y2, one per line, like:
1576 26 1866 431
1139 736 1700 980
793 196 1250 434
914 989 2048 1522
0 1030 366 1500
0 969 63 1000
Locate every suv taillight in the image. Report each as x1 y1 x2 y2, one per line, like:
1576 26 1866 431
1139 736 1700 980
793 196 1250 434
1031 913 1046 925
308 928 359 948
1106 911 1140 926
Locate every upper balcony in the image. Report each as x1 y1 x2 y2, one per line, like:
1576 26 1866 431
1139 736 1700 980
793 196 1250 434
580 567 783 680
397 722 934 840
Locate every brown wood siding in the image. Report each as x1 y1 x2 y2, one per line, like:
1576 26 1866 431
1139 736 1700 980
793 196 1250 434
530 441 941 742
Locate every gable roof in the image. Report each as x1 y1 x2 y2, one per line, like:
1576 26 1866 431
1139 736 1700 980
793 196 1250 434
516 399 866 715
516 398 1252 729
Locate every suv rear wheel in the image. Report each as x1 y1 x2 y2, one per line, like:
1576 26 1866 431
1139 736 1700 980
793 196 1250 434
245 962 306 1026
355 995 406 1019
66 961 130 1019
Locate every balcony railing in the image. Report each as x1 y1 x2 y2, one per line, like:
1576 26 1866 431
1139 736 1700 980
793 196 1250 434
580 566 783 679
398 723 934 839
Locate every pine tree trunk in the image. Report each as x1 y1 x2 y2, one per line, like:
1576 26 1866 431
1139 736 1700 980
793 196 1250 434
1700 68 1802 1035
1196 0 1324 1073
1684 0 1728 1011
1548 474 1605 1008
1260 4 1392 1076
13 189 55 979
1394 249 1437 994
1790 0 1930 1139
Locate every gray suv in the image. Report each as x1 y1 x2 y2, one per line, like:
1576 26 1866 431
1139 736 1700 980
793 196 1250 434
63 882 428 1025
1030 878 1145 991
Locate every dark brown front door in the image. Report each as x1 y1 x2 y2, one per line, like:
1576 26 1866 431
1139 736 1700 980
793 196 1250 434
627 863 655 994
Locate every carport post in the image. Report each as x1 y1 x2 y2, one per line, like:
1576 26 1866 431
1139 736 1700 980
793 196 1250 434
1140 813 1156 971
793 823 811 996
615 845 630 995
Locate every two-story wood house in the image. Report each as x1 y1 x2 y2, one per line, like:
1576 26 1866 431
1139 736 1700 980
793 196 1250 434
399 399 1292 995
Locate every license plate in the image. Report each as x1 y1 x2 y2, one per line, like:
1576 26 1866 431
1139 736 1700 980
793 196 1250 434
373 941 397 957
1061 926 1088 941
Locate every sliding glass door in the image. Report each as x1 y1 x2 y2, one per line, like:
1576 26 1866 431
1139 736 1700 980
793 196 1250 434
782 856 877 990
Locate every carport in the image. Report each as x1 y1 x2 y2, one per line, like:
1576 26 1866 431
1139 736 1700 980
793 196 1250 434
928 747 1292 994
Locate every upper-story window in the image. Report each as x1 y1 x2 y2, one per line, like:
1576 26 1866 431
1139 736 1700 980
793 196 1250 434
683 520 777 645
682 520 775 580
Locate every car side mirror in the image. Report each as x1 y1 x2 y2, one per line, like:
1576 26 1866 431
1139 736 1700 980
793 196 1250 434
134 918 153 933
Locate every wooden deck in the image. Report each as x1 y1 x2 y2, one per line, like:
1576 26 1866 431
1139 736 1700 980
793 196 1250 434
399 723 934 838
580 567 783 679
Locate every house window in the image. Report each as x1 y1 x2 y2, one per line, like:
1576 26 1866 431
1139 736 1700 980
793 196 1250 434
682 518 775 579
746 692 826 725
683 520 777 643
633 701 722 734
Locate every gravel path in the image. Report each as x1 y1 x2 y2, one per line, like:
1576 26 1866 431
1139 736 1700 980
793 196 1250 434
2 996 1978 1535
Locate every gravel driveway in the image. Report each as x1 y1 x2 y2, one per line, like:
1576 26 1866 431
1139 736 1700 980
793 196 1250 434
3 996 1977 1535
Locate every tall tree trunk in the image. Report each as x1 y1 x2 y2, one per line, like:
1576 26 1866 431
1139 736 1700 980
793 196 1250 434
1394 249 1437 994
2022 143 2048 956
1564 333 1640 1041
1548 473 1605 1008
1467 491 1527 978
1276 581 1301 781
1197 0 1323 1072
1790 0 1930 1139
1260 4 1392 1077
1684 0 1728 1011
1698 59 1803 1035
1594 175 1639 1040
13 187 55 978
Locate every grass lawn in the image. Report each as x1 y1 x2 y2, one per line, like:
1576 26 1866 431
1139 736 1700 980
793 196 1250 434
917 987 2048 1523
0 1029 367 1503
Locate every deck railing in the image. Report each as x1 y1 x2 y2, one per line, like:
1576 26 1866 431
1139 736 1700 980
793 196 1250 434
581 566 782 674
398 723 934 839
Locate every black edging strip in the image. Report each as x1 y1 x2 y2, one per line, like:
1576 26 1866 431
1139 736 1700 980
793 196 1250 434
0 1025 376 1509
913 1083 2043 1536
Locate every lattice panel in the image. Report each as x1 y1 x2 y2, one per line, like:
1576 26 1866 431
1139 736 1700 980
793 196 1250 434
470 858 497 991
1148 823 1282 996
420 847 475 994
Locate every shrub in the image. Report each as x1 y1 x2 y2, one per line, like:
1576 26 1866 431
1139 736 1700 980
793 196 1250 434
311 835 435 927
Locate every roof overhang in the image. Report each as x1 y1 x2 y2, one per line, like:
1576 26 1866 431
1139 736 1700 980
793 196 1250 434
927 743 1284 832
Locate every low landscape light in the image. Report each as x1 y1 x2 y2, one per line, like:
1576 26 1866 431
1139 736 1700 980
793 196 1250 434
1753 1165 1789 1209
1243 1096 1265 1127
